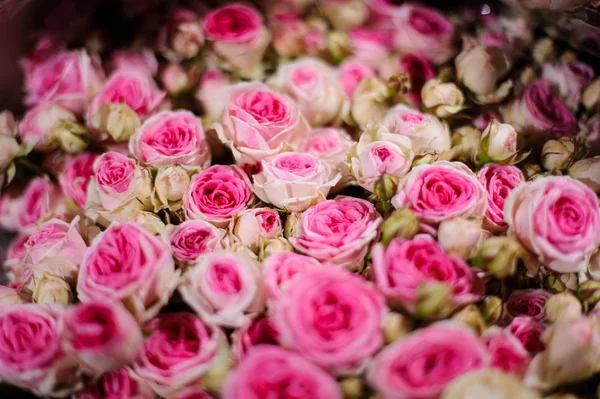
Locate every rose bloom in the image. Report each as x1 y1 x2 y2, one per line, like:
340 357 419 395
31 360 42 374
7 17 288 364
17 176 64 232
505 176 600 273
274 268 386 374
392 4 456 64
163 220 226 263
233 208 282 253
231 317 280 363
18 103 77 151
300 127 354 169
477 163 525 233
183 165 253 228
0 285 24 307
349 28 392 68
505 289 552 323
0 304 78 397
178 252 264 328
506 317 546 356
367 322 489 398
214 82 310 164
63 301 143 375
133 312 228 398
383 104 451 152
380 54 435 107
392 161 487 234
290 197 382 271
271 13 309 58
108 48 158 76
194 67 232 124
482 327 531 377
4 234 30 273
372 235 483 313
75 368 156 399
77 222 178 323
262 251 321 302
130 110 210 170
24 216 87 266
59 152 99 209
542 61 594 110
338 57 376 98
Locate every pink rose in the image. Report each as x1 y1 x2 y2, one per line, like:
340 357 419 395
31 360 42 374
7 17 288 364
63 301 143 374
59 152 99 209
130 110 210 169
290 197 382 270
24 216 87 266
0 304 78 396
18 103 77 151
271 15 309 58
476 163 525 233
214 82 310 164
274 267 386 373
75 368 156 399
231 317 280 363
300 127 354 172
262 251 320 302
372 235 483 313
5 234 31 272
504 176 600 273
349 28 393 68
383 104 451 152
194 67 232 123
108 48 159 76
506 317 546 356
338 58 376 98
400 54 436 106
482 327 531 377
179 252 264 327
223 345 342 399
542 61 594 109
18 177 64 232
183 165 253 228
233 208 282 253
77 222 178 322
162 9 204 59
133 312 228 397
505 289 552 323
366 322 490 399
164 220 226 263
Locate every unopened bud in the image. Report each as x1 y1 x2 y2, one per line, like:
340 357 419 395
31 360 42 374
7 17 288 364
480 296 503 326
374 174 398 206
259 237 293 261
576 280 600 312
544 273 567 294
415 281 451 319
50 121 89 154
473 236 521 279
582 77 600 113
327 31 351 64
421 79 465 118
437 217 483 259
383 312 413 344
569 156 600 194
449 126 480 163
452 304 486 335
153 165 191 211
412 151 440 167
523 163 543 180
339 377 363 399
134 211 166 235
480 120 519 164
541 138 576 172
380 208 419 245
588 251 600 280
33 273 73 306
91 102 141 142
545 292 582 323
350 76 388 129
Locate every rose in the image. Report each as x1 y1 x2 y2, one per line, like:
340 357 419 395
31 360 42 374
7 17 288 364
223 345 342 399
253 152 341 212
163 9 204 59
477 163 525 233
153 165 191 211
350 76 390 130
383 104 451 152
63 301 143 374
231 317 280 363
75 368 156 399
0 304 78 396
130 110 210 170
24 216 87 266
542 61 594 110
569 157 600 194
379 54 435 107
214 82 310 164
437 217 484 259
133 312 229 397
482 327 531 377
300 127 354 167
504 176 600 273
4 234 30 271
587 115 600 155
456 38 510 99
366 322 489 399
392 4 456 64
506 317 546 356
262 251 321 302
271 14 309 58
232 208 282 253
77 221 178 322
163 220 226 263
392 161 487 234
320 0 368 30
108 48 158 76
18 177 64 231
160 63 192 95
269 58 345 126
31 271 73 306
442 369 539 399
372 235 483 313
349 28 392 68
421 79 465 118
274 267 386 374
18 103 77 151
178 252 264 327
479 121 519 164
505 289 552 323
59 152 99 209
338 58 375 99
194 68 232 124
183 165 254 228
289 197 382 271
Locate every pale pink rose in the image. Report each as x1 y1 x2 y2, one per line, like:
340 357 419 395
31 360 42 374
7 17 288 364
505 289 552 323
320 0 368 30
541 61 594 109
231 317 280 363
164 220 226 263
304 29 327 56
262 251 320 302
63 301 143 374
4 234 31 272
372 235 483 313
176 389 214 399
223 345 342 399
183 165 253 228
300 127 355 167
506 317 546 356
271 14 309 58
194 67 232 123
338 58 376 98
0 304 78 396
504 176 600 273
130 110 210 169
59 152 99 209
160 63 192 95
366 322 490 399
24 216 87 265
18 103 77 151
0 285 24 306
383 104 451 152
77 222 178 322
233 208 282 252
214 82 310 164
18 177 64 232
274 267 386 374
477 163 525 233
392 161 487 234
75 368 156 399
253 152 341 212
178 252 264 327
482 327 531 377
108 48 159 76
163 9 204 59
349 28 393 68
133 312 228 397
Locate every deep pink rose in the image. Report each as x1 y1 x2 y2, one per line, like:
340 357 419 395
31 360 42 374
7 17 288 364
372 235 483 313
63 301 143 375
300 127 355 167
274 268 386 373
262 251 320 302
366 322 489 399
505 176 600 273
482 327 531 377
133 312 227 397
130 110 210 169
75 368 156 399
476 163 525 233
505 289 552 323
338 57 376 98
164 220 226 263
24 216 87 266
108 48 159 76
506 317 546 356
223 345 342 399
231 317 280 363
77 222 178 322
18 103 77 151
542 61 594 109
59 152 99 209
399 54 435 106
183 165 253 228
290 197 382 270
349 28 392 68
18 177 64 231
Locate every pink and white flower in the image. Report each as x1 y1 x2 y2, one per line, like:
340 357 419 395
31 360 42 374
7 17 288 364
383 104 451 152
338 58 376 98
232 208 282 253
164 220 226 263
262 251 320 302
24 216 87 266
231 317 280 363
300 127 355 167
59 152 99 209
18 103 77 151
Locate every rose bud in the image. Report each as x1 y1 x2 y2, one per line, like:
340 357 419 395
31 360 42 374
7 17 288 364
452 305 486 335
262 251 320 302
24 216 87 266
133 211 166 235
166 9 204 59
274 267 386 374
542 61 594 110
438 217 484 259
421 79 465 118
214 82 310 164
90 102 141 143
271 14 308 58
59 152 99 209
0 285 24 306
504 289 551 323
383 104 451 153
259 236 293 260
18 103 77 151
231 317 280 363
179 252 263 327
482 327 531 376
480 296 503 326
133 312 229 397
26 256 79 290
506 317 546 356
0 109 17 137
382 311 413 344
479 121 520 164
75 368 156 399
0 120 19 171
569 157 600 194
194 67 232 124
583 77 600 113
160 63 193 95
31 273 72 306
152 165 191 211
505 176 600 273
338 58 376 99
473 236 522 279
442 369 539 399
49 120 89 154
289 197 382 271
320 0 368 30
163 220 226 263
0 304 79 396
63 301 143 374
232 208 282 253
541 137 578 172
367 322 489 398
349 76 389 129
380 208 419 245
203 4 270 79
545 292 582 323
77 221 178 323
